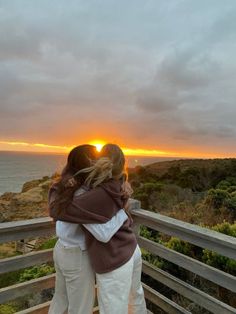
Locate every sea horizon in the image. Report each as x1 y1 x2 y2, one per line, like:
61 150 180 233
0 150 184 196
2 150 234 196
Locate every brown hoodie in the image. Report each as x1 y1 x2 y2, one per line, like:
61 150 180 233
48 179 137 273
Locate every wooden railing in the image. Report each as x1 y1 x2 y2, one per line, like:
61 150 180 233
132 201 236 314
0 200 236 313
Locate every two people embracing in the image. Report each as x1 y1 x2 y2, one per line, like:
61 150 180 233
48 143 147 314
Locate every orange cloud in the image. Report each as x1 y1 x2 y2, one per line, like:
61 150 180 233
0 140 174 156
0 141 71 153
0 140 235 159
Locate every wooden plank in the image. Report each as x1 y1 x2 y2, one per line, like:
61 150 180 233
0 249 53 274
2 209 236 259
16 301 51 314
143 283 191 314
16 303 99 314
0 217 52 230
0 217 55 244
142 261 236 314
128 198 141 211
0 274 55 304
132 210 236 260
138 236 236 293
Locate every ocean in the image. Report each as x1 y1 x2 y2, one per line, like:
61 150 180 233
0 151 178 195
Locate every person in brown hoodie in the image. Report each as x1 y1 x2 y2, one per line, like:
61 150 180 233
49 144 147 314
48 145 128 314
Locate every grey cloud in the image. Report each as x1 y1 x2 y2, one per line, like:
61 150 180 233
0 0 236 154
134 29 236 142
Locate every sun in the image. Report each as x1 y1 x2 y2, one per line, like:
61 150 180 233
89 141 105 152
95 143 103 152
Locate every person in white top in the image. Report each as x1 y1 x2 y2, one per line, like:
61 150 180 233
48 145 129 314
56 186 128 249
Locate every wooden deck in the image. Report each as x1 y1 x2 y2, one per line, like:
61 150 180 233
0 199 236 313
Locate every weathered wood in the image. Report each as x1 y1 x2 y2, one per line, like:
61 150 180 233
16 301 51 314
3 210 236 259
0 274 55 304
143 283 191 314
129 198 141 211
129 198 142 236
0 217 55 244
16 303 99 314
138 236 236 293
0 249 53 274
133 209 236 260
0 210 235 313
142 260 236 314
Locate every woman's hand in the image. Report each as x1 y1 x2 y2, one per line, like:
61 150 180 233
122 181 133 198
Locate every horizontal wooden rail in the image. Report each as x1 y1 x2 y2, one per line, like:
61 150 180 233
143 283 191 314
142 261 236 314
16 303 99 314
0 249 53 274
132 209 236 260
138 236 236 293
0 274 55 304
16 301 51 314
0 217 55 244
1 210 235 312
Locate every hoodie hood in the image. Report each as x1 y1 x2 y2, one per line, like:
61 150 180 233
100 179 127 209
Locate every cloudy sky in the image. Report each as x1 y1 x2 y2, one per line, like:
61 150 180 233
0 0 236 157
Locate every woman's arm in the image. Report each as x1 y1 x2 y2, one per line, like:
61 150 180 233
48 182 123 224
83 209 128 243
49 185 111 224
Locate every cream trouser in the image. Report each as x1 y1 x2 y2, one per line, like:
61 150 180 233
96 245 147 314
48 240 95 314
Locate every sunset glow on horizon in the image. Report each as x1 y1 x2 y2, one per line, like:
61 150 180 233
0 140 235 159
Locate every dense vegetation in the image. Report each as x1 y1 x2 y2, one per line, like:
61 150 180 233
129 158 236 311
130 158 236 225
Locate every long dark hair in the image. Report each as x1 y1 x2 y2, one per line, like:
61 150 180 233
52 144 97 214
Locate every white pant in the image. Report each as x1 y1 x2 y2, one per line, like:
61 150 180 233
96 245 147 314
48 240 95 314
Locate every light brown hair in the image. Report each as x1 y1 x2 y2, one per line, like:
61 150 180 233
77 143 127 188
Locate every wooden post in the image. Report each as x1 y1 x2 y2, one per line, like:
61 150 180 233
129 198 142 237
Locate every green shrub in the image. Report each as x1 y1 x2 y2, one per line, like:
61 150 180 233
133 192 149 208
206 189 230 209
216 180 231 190
230 190 236 197
19 264 55 282
0 270 23 289
0 304 17 314
202 222 236 275
38 237 57 250
165 237 193 256
211 222 236 237
140 226 160 242
226 196 236 212
142 182 163 194
227 186 236 193
202 250 236 275
177 167 204 191
141 249 165 269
